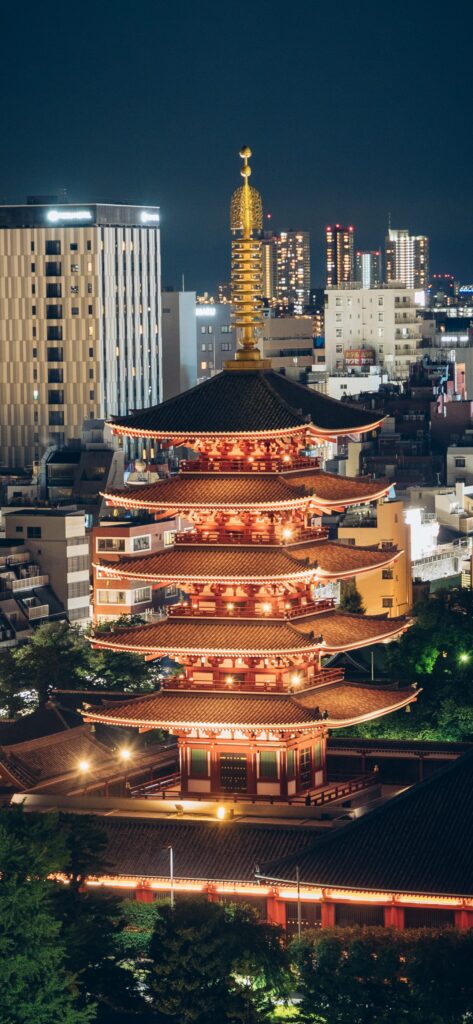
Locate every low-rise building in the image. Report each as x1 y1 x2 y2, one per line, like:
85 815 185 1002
337 499 412 616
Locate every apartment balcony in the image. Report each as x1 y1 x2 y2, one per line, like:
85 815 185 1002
11 574 49 592
27 604 49 621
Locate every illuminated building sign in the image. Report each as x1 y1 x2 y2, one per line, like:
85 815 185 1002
141 211 160 224
47 209 92 223
195 306 216 317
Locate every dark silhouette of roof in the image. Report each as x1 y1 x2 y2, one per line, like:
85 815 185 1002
110 370 384 437
260 748 473 897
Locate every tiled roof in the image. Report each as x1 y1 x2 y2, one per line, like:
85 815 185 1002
92 612 407 657
96 542 398 584
102 470 391 513
261 749 473 897
110 369 384 439
93 817 320 883
294 610 409 650
0 702 81 745
83 683 416 731
0 726 113 792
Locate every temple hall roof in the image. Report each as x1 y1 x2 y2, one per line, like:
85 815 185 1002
261 748 473 898
91 611 408 658
95 541 399 584
101 469 391 513
110 369 385 440
0 725 115 793
83 683 416 731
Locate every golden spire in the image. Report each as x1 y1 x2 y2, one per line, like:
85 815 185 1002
225 147 271 370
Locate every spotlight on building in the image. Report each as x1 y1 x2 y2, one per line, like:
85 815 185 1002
216 806 226 820
282 527 293 541
119 748 131 761
78 759 90 773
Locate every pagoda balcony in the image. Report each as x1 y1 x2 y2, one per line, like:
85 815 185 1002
174 525 328 546
179 455 320 473
171 665 346 691
167 597 336 620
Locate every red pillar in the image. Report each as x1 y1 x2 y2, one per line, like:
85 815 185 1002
136 885 154 903
279 747 288 800
384 905 405 928
247 746 257 797
267 895 286 928
455 908 473 930
209 744 220 794
321 901 335 928
179 740 188 795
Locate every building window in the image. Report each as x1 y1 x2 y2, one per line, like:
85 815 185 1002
32 305 37 316
89 347 94 358
335 344 343 352
163 531 175 547
221 325 230 333
382 568 394 579
70 284 79 294
70 243 78 251
45 240 61 255
86 240 92 251
46 305 63 319
47 325 63 341
259 751 278 780
97 590 128 605
30 241 35 253
336 329 342 338
455 458 466 468
48 389 64 404
71 307 79 316
133 586 152 605
45 261 62 276
47 347 63 361
201 343 207 352
200 361 208 370
208 325 213 334
221 342 231 351
87 283 93 294
46 283 62 298
27 526 42 539
96 537 126 553
190 749 208 777
89 389 95 400
48 368 64 384
88 304 93 315
200 326 206 334
382 597 393 608
132 535 151 552
31 262 35 272
71 263 79 273
49 411 64 426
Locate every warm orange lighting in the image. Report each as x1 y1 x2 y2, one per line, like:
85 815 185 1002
216 806 226 820
262 602 272 615
291 673 301 686
119 748 131 762
225 675 234 685
282 527 293 540
78 759 90 773
227 602 235 612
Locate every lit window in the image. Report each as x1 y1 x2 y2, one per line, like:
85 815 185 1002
132 534 151 552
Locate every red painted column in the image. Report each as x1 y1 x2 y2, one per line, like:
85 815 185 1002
455 908 473 930
279 746 288 799
267 894 286 928
321 901 335 928
384 905 405 928
247 746 257 797
209 743 220 795
136 885 154 903
179 740 188 795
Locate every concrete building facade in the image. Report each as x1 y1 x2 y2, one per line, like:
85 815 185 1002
325 285 425 380
0 201 162 468
161 291 198 399
338 499 412 617
385 228 429 290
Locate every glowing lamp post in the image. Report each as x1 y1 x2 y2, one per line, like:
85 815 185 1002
119 747 132 795
78 758 91 795
162 844 174 909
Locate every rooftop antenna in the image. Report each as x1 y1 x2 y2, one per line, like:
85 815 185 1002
181 273 185 292
388 211 392 230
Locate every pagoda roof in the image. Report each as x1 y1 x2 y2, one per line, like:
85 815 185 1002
261 748 473 898
83 683 416 732
109 369 384 440
101 469 391 514
95 541 400 584
91 611 408 658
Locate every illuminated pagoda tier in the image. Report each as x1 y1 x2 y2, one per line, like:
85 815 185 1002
88 149 416 802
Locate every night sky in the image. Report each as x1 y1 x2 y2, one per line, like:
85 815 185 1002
2 0 472 290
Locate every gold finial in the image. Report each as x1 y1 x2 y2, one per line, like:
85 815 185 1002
226 147 270 370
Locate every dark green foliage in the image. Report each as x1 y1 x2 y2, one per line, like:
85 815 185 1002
147 897 290 1023
343 588 473 741
0 808 94 1024
0 619 160 716
292 926 473 1024
338 580 365 614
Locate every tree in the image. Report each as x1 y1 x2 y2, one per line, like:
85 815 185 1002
0 807 94 1024
339 580 365 615
13 621 89 706
0 648 29 718
291 926 473 1024
147 897 289 1023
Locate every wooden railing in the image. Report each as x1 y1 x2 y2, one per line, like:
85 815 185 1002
130 771 377 806
168 598 336 620
179 457 319 474
174 526 328 546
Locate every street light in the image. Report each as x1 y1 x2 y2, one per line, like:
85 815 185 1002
118 748 132 795
162 844 174 909
78 758 91 796
255 865 302 939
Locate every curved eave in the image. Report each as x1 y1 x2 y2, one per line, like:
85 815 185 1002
91 635 320 658
83 710 321 732
108 418 386 443
314 549 402 581
101 491 310 513
315 619 410 652
327 689 418 728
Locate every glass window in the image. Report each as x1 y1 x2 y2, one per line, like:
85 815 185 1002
190 749 208 776
259 751 278 780
97 590 127 605
48 368 63 384
46 283 62 298
46 240 61 255
48 389 64 404
163 531 175 547
133 587 152 604
45 262 62 276
46 305 63 319
49 411 64 426
47 347 63 361
132 534 151 552
27 526 42 539
455 458 466 468
314 740 323 770
71 263 79 272
71 307 79 316
382 597 393 608
97 537 126 552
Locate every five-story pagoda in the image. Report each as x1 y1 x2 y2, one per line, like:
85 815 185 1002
87 149 416 801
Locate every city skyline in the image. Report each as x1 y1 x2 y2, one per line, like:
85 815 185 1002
1 0 472 292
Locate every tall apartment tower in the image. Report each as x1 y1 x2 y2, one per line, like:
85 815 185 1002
262 231 277 303
385 228 429 290
355 250 382 288
274 231 311 314
0 201 162 468
326 225 355 286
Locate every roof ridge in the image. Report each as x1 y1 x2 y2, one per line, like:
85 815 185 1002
257 371 310 423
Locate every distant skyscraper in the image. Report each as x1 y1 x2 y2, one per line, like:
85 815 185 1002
355 251 382 288
274 231 311 314
385 228 429 289
326 225 355 286
0 200 162 467
262 231 277 303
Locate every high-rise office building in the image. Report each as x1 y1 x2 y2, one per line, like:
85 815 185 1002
355 250 382 288
262 231 277 303
326 224 355 286
274 231 311 314
0 201 162 467
385 228 429 290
